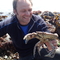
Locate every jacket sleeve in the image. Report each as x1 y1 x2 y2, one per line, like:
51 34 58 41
36 16 50 32
0 20 8 37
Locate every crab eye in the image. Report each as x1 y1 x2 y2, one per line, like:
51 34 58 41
30 35 32 38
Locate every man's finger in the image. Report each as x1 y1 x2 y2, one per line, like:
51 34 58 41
45 41 52 51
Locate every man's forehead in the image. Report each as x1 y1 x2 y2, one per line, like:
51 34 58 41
17 0 30 5
18 0 29 2
17 0 32 8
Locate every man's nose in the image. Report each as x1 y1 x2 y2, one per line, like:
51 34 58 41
25 11 30 15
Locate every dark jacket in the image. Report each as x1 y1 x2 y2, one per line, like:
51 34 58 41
0 14 49 57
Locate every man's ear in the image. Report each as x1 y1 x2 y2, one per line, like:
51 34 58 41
13 9 17 15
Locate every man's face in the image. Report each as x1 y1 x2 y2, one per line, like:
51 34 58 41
14 0 33 25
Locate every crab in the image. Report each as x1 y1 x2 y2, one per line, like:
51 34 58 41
23 31 58 58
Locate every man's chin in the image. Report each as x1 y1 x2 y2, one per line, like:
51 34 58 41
24 19 30 21
24 20 30 24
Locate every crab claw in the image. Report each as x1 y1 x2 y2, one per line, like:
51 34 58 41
23 32 37 44
23 33 31 44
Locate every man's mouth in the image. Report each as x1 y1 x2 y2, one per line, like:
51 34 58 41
24 17 30 19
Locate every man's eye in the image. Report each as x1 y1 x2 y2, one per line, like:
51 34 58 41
22 10 26 12
29 9 32 12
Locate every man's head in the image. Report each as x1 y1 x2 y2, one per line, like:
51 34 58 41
13 0 33 25
13 0 33 10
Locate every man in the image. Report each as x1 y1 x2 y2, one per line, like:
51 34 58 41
0 0 60 60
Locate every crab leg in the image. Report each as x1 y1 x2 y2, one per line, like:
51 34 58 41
33 41 44 57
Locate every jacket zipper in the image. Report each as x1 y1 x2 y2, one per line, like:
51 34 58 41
17 17 36 33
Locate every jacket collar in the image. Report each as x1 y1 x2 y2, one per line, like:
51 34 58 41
14 14 36 32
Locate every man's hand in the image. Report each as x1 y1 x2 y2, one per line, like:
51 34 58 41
45 40 58 51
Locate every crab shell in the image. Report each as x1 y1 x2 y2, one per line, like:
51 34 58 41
36 31 58 40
